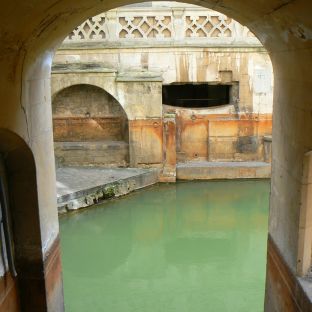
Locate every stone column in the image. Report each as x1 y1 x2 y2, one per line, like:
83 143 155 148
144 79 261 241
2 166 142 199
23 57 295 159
160 113 176 182
116 72 163 168
172 9 185 41
105 10 118 41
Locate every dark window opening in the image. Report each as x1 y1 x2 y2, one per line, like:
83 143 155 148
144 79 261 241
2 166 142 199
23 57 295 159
162 83 231 108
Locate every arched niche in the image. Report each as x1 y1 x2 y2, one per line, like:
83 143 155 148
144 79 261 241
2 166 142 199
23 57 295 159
52 84 129 167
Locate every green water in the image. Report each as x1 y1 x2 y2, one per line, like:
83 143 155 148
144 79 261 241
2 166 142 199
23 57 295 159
60 180 270 312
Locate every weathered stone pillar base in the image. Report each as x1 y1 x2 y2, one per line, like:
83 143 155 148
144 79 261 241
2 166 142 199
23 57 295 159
17 237 64 312
129 119 163 167
265 235 312 311
159 113 176 183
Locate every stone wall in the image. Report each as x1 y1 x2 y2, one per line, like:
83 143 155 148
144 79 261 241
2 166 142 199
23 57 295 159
52 83 129 167
165 105 272 162
208 115 272 162
53 117 126 142
51 5 273 169
53 48 273 115
52 49 273 167
52 84 124 118
52 84 128 141
129 119 163 167
54 141 129 167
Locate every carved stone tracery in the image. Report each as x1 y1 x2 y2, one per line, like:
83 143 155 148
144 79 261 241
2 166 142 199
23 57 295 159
119 15 172 39
185 14 232 38
64 8 260 45
69 15 107 40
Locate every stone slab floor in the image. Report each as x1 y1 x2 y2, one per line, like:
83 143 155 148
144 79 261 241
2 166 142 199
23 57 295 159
56 167 159 212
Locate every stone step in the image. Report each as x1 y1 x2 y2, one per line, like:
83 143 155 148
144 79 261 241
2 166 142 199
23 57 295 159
177 161 271 180
54 141 129 167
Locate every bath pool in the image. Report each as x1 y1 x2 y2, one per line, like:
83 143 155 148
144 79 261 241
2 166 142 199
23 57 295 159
60 180 269 312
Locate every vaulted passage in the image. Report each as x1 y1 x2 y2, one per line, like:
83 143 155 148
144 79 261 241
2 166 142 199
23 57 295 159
1 0 312 311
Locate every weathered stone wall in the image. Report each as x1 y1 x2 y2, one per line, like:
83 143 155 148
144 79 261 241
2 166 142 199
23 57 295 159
52 48 273 166
208 115 272 162
54 48 273 114
165 105 272 162
52 84 124 118
129 119 163 167
54 141 129 167
52 3 273 168
51 72 163 121
53 117 126 142
52 83 129 167
52 84 128 142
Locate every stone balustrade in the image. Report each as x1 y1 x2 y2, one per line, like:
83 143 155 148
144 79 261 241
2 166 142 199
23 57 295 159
63 7 261 47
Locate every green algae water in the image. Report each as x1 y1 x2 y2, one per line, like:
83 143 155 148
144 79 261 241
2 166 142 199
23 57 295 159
60 180 269 312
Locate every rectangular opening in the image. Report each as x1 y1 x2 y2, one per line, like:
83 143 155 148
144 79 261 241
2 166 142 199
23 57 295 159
162 83 231 108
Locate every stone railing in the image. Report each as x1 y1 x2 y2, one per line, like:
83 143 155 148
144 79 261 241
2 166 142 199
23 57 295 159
64 7 261 47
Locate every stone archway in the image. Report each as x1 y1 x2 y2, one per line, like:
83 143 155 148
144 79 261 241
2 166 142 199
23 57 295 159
0 1 312 311
0 128 63 311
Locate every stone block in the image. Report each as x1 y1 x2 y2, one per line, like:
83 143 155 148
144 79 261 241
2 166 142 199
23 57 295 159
129 119 163 166
54 141 129 167
209 119 257 137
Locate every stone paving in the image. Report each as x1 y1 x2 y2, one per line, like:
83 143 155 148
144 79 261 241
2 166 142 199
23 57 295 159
56 167 159 212
56 167 155 197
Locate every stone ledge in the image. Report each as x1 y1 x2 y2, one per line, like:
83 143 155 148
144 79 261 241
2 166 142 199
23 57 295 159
56 167 159 213
59 42 264 50
52 62 117 73
177 161 271 180
54 141 129 150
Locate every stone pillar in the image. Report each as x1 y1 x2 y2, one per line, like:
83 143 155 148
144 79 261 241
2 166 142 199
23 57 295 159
160 113 176 182
297 151 312 277
129 119 163 168
172 9 185 41
105 10 118 41
116 73 163 168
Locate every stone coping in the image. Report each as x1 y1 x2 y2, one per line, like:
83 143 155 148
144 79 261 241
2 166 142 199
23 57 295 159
177 161 271 180
56 167 159 213
52 62 118 73
177 161 270 168
56 162 271 213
